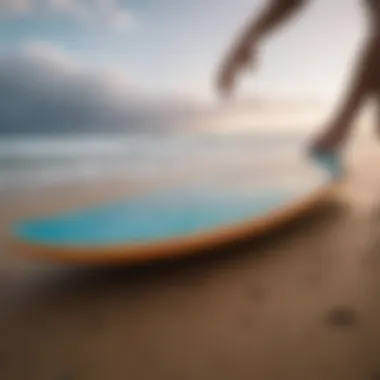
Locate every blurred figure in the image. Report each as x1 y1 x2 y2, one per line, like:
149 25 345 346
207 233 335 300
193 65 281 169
217 0 380 154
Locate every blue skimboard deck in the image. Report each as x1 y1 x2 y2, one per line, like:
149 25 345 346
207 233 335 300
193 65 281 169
11 152 342 264
15 189 309 246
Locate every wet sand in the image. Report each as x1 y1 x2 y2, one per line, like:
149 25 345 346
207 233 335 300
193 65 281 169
1 146 380 380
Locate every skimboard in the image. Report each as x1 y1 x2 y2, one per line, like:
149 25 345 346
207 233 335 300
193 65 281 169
11 150 343 265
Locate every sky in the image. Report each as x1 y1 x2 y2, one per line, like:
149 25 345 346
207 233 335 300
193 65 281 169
0 0 370 134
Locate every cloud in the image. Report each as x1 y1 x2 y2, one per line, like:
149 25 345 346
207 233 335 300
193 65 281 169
0 41 332 136
48 0 137 30
0 0 137 30
0 0 31 13
0 42 205 135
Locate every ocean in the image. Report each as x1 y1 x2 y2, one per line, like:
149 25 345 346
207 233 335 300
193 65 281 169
0 132 316 195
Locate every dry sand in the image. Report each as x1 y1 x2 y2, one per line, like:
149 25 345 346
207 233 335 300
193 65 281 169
1 144 380 379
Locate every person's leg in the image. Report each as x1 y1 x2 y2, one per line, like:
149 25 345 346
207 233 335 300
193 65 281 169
311 35 380 153
374 88 380 140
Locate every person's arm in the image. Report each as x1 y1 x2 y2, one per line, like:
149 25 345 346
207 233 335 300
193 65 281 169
240 0 309 45
217 0 310 96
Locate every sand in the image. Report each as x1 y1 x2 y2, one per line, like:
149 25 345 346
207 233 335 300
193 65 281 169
1 144 380 380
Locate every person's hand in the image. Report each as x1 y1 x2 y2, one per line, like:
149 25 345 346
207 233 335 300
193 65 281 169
217 37 258 98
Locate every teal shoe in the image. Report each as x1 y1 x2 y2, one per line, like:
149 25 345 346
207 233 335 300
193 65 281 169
308 148 344 181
